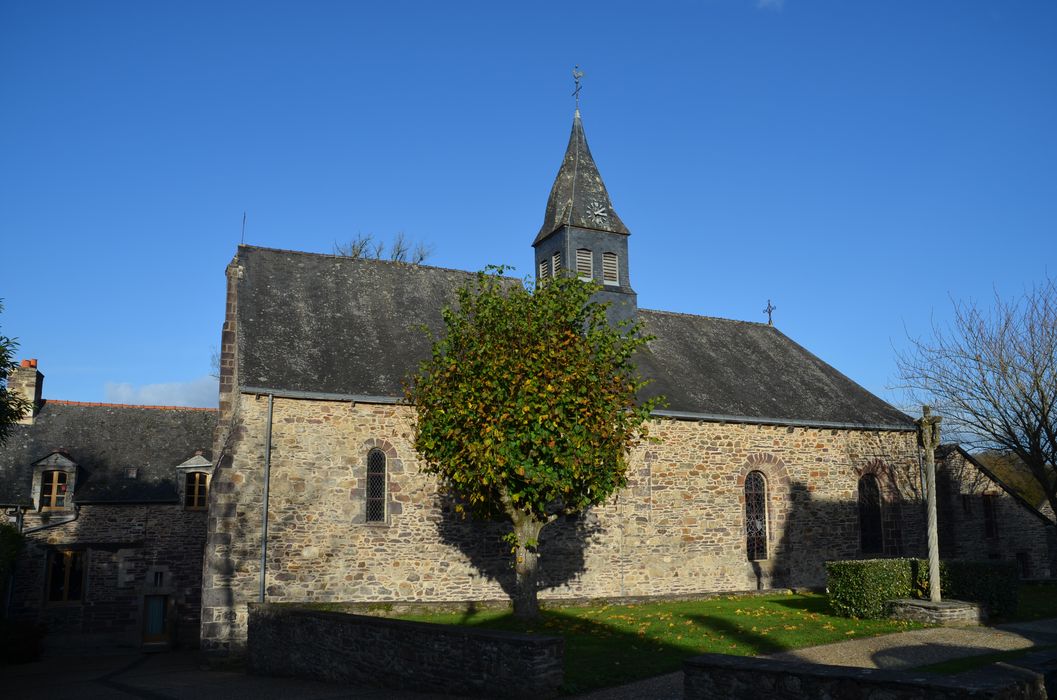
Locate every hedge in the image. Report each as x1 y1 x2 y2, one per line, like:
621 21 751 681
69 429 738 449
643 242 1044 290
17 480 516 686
826 558 1020 619
826 559 913 618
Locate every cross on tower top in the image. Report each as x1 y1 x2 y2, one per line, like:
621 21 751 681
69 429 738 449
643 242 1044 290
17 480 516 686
572 65 584 111
764 299 776 326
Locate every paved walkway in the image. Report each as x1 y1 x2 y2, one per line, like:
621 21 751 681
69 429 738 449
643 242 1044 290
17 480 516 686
4 618 1056 699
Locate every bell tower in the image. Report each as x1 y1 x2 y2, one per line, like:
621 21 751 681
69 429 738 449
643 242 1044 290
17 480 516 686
533 108 637 323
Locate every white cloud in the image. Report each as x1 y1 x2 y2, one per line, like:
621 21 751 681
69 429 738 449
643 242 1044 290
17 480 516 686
757 0 785 10
104 375 218 408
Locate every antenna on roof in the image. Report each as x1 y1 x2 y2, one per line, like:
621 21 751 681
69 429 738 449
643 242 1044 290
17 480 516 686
241 211 247 245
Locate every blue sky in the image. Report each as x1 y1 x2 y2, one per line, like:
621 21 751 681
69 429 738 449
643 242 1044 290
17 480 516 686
1 1 1055 410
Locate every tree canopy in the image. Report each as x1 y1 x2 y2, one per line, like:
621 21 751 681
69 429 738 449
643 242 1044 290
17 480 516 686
897 278 1057 524
0 302 30 445
406 268 661 616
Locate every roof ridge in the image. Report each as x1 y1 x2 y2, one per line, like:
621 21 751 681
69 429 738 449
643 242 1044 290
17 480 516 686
237 244 512 279
45 399 218 412
638 307 772 327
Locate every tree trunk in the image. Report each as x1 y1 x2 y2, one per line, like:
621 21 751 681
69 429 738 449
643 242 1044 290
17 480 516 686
511 514 546 619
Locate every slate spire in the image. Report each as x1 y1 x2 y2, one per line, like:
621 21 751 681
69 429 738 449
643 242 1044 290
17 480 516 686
533 110 629 245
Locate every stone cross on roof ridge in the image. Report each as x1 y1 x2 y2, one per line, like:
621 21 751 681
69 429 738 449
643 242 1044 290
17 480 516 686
533 110 630 245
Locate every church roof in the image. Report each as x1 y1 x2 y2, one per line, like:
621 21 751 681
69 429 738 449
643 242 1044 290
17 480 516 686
534 111 630 245
234 245 914 430
0 401 216 506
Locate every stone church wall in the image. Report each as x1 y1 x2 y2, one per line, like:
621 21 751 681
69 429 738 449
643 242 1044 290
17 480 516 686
7 505 207 647
200 394 926 653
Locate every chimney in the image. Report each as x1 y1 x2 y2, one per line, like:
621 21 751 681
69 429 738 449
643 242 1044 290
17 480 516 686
10 359 43 424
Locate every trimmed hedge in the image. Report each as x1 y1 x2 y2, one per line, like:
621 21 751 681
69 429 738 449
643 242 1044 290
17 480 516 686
826 559 913 618
827 558 1021 619
911 559 1019 618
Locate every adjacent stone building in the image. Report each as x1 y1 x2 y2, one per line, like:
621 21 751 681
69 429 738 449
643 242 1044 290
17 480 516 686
1 360 217 648
936 445 1055 578
199 110 938 653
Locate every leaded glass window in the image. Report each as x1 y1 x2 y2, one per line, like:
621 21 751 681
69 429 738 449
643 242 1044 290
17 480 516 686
366 449 386 523
858 474 883 554
744 471 767 561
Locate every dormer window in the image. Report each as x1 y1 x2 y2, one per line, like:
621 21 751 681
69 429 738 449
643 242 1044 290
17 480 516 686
41 470 68 511
175 451 213 511
185 472 209 510
602 252 618 285
576 249 592 280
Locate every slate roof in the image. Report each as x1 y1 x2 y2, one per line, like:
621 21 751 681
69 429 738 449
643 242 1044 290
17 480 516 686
533 110 630 245
235 245 914 430
0 401 216 506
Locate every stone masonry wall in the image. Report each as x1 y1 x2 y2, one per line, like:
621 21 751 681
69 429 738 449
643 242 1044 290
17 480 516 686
936 450 1054 579
248 604 563 697
200 393 926 652
8 504 207 647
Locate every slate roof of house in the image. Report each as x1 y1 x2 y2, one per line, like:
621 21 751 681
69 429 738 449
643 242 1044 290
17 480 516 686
534 110 630 245
0 401 216 506
235 245 914 430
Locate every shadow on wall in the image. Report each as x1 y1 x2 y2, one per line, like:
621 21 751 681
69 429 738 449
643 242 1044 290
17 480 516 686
431 490 602 602
764 481 867 590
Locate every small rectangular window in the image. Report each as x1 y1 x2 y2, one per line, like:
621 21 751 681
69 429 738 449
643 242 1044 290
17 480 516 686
538 259 550 280
576 249 592 280
47 550 85 603
41 470 68 511
552 251 562 275
602 252 618 285
982 494 998 538
185 472 209 509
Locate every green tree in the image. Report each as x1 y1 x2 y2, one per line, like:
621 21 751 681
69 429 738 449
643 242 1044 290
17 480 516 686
0 302 30 446
406 268 662 618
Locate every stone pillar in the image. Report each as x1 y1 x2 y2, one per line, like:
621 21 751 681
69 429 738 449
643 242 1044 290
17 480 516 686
917 406 943 602
9 359 43 424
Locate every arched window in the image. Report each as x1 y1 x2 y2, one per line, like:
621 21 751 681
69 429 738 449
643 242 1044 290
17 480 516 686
744 471 767 561
185 472 209 510
858 474 884 554
366 448 387 523
41 470 68 511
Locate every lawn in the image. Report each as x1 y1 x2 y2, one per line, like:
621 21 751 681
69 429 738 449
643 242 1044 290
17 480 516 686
398 592 923 694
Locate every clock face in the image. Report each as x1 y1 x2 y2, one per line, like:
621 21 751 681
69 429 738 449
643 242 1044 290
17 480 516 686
588 200 608 226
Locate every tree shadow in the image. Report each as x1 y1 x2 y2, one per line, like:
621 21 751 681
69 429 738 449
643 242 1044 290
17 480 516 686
431 490 602 602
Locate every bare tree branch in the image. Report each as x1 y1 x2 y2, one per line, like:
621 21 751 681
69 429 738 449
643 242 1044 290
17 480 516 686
896 277 1057 522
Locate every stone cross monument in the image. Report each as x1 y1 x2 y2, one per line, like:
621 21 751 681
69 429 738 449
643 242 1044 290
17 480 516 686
918 405 943 602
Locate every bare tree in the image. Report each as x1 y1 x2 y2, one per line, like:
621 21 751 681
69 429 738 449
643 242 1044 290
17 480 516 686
896 277 1057 523
334 233 431 264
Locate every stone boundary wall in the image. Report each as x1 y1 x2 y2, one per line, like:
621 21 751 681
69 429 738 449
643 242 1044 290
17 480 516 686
888 598 985 626
683 653 1047 699
247 603 564 698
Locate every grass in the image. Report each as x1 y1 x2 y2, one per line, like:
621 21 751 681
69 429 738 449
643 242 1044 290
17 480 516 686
1001 582 1057 622
397 592 924 694
915 644 1057 675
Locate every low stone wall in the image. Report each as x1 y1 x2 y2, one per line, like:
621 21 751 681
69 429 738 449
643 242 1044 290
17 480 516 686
247 603 563 698
684 653 1047 699
889 598 985 626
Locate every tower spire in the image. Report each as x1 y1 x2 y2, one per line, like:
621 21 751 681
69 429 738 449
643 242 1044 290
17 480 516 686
533 106 629 245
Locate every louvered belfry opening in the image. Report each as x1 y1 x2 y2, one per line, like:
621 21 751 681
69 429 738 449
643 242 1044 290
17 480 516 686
602 252 618 285
552 251 562 274
576 249 592 279
538 259 550 280
366 448 386 522
744 471 767 561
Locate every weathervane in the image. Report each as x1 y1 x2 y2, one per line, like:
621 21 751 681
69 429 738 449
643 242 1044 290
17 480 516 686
764 299 776 326
572 65 584 110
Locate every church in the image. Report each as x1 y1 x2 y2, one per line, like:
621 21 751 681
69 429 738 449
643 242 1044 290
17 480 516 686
199 108 934 653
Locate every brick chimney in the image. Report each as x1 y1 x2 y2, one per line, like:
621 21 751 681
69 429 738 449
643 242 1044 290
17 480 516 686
10 359 43 424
